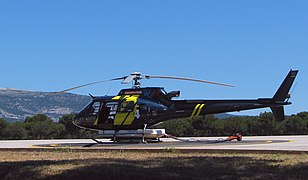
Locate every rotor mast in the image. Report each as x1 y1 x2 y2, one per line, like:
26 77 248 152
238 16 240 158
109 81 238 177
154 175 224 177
55 71 234 94
131 72 142 88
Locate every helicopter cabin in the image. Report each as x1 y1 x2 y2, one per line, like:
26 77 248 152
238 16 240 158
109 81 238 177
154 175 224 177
73 87 180 130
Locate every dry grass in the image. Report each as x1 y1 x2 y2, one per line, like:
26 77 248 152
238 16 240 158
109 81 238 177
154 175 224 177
0 149 308 180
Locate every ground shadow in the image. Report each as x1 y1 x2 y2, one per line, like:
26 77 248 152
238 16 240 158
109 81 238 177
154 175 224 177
0 155 307 180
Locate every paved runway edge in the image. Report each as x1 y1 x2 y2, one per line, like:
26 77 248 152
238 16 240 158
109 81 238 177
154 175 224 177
1 136 308 153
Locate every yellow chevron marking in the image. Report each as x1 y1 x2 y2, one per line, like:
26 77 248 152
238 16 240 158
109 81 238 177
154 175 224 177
195 104 205 117
114 95 140 125
112 95 131 100
112 96 121 100
190 104 201 118
114 113 127 125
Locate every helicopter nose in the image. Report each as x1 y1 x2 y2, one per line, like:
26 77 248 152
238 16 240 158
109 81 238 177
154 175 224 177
73 115 83 126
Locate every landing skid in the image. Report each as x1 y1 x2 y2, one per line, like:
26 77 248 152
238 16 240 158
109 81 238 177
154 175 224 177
91 138 104 144
98 128 165 141
82 130 242 147
82 129 165 147
82 138 104 147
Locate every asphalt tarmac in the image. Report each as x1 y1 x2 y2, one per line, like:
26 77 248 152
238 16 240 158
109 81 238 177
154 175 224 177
0 135 307 152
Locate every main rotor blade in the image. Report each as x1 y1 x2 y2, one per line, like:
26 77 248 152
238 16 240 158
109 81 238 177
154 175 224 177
121 75 136 84
54 77 126 94
147 75 234 87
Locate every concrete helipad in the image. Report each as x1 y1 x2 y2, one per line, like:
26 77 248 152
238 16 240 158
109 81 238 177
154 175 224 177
0 135 307 152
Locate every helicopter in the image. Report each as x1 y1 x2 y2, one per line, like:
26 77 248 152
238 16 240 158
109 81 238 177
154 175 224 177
56 70 298 142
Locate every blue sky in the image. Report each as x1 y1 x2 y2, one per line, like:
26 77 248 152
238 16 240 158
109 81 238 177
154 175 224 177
0 1 307 115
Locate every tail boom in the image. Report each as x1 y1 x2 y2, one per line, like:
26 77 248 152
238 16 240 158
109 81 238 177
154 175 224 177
171 70 298 122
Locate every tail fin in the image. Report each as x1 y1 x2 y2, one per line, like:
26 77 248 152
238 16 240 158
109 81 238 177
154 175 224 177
273 70 298 102
271 69 298 121
270 106 285 122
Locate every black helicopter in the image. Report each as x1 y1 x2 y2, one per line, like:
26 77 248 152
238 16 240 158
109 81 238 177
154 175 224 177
57 70 298 141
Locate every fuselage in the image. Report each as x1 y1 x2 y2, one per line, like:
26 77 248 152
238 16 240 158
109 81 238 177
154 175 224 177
73 87 291 131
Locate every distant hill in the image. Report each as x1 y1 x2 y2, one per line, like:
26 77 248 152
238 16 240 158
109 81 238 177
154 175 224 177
0 88 91 122
214 113 236 119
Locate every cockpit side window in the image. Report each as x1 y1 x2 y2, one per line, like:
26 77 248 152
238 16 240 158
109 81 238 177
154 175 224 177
81 101 100 116
79 100 103 116
91 101 101 115
106 102 118 115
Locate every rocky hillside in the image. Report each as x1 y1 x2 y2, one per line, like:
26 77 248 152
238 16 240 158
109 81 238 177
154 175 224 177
0 88 91 122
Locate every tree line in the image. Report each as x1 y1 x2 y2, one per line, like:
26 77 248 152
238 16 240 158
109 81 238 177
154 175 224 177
0 114 86 140
158 112 308 136
0 112 308 140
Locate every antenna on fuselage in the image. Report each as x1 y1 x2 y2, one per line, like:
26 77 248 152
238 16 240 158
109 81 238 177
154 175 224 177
105 85 112 96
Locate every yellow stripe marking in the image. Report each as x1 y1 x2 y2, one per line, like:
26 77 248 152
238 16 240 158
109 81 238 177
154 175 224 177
195 104 205 117
114 113 127 125
93 116 99 126
114 95 139 125
190 104 200 118
112 96 121 100
112 95 130 100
